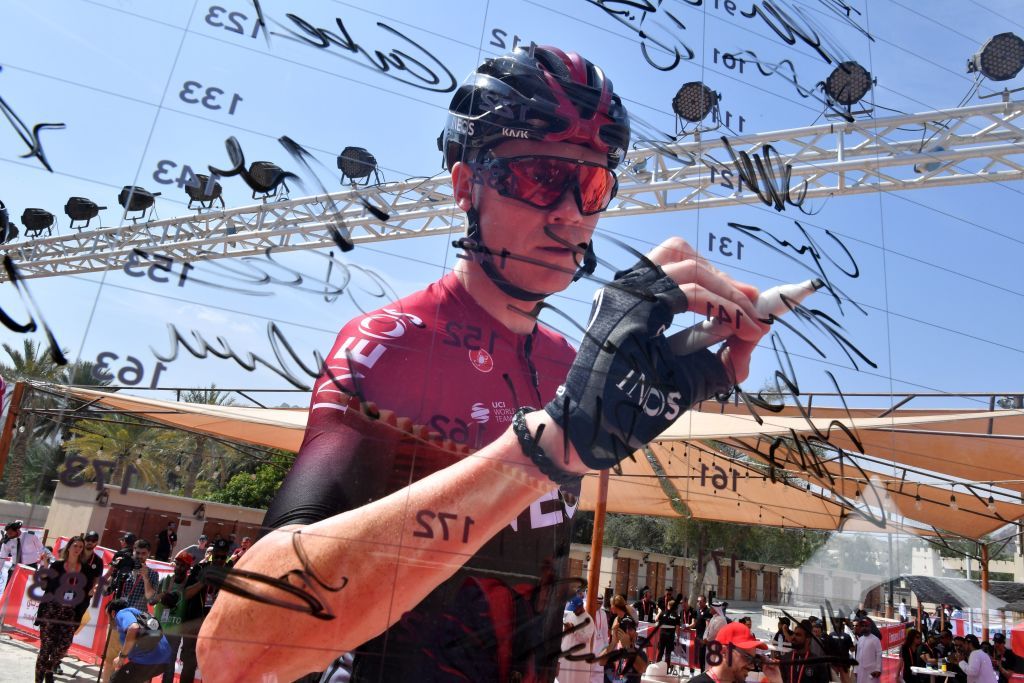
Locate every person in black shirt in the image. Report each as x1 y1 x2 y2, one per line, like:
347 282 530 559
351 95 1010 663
634 588 656 623
900 628 925 683
696 598 712 671
155 523 177 562
993 633 1020 683
781 620 831 683
655 600 681 665
599 616 648 683
920 633 940 667
938 631 955 659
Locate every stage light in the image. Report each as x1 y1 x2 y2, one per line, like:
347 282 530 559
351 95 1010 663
824 62 872 106
967 32 1024 81
185 174 225 210
672 82 719 123
247 161 290 199
0 200 15 244
338 146 382 186
64 197 106 230
21 208 54 237
118 186 161 223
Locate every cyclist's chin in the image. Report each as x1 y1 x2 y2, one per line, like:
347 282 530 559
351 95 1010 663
511 260 575 296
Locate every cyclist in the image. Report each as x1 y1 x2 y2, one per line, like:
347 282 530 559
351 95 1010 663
198 45 768 683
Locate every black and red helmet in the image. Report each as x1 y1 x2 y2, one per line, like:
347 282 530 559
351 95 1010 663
439 45 631 170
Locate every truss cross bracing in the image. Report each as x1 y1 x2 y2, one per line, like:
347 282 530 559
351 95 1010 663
2 98 1022 281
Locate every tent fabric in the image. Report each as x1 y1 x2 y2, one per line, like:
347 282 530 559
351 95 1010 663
51 385 1024 538
706 403 1024 495
895 575 1023 610
63 386 308 452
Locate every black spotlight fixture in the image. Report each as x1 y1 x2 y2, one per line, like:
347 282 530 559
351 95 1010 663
185 174 225 211
64 197 107 230
968 32 1024 82
21 208 55 237
246 161 290 200
824 61 873 106
338 146 382 186
0 200 17 245
672 81 720 123
117 185 161 223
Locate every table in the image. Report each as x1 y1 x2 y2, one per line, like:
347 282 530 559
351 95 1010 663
912 665 959 683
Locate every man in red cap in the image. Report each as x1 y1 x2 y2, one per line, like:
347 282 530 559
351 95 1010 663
152 550 204 683
691 621 783 683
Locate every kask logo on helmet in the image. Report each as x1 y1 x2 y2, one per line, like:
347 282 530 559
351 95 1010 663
501 127 529 139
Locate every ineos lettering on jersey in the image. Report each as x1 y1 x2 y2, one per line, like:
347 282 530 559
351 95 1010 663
357 308 423 341
615 369 682 420
508 489 572 532
333 337 385 368
501 127 529 139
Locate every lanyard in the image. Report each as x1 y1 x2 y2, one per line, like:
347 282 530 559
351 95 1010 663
790 652 808 683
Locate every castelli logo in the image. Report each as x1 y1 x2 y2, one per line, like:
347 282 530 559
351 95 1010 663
468 348 493 373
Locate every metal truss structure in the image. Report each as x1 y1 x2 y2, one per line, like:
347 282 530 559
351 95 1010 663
2 97 1022 281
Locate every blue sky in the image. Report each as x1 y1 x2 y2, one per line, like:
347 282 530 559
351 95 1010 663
0 0 1021 422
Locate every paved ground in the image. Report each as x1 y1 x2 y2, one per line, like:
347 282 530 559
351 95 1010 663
0 631 100 682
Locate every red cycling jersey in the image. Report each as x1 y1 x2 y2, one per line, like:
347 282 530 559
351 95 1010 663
265 272 581 682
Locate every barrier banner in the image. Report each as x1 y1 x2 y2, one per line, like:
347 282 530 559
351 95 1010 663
880 624 906 651
0 548 200 678
635 622 698 669
0 564 106 665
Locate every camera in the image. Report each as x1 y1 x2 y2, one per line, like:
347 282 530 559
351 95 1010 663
112 555 138 573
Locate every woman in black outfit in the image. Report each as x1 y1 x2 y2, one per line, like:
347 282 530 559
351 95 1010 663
902 628 926 683
35 535 91 683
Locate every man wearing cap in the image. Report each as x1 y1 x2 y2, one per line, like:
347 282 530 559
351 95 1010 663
180 535 208 566
959 634 998 683
855 618 883 683
0 520 47 569
559 596 594 683
691 622 782 683
153 551 204 683
192 538 231 616
782 620 831 683
992 633 1018 683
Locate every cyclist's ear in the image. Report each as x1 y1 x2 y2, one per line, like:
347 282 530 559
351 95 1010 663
452 161 475 212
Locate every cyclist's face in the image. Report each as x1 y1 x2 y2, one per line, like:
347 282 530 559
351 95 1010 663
453 139 606 296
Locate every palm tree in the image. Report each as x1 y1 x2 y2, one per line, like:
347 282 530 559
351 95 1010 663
173 386 238 498
67 419 176 489
0 340 67 499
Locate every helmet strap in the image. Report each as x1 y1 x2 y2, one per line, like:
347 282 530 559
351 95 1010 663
453 206 548 302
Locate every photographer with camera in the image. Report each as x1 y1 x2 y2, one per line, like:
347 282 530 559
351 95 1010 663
101 539 158 683
105 598 172 683
153 551 205 683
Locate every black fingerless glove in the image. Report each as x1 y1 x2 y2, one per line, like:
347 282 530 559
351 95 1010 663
544 257 732 469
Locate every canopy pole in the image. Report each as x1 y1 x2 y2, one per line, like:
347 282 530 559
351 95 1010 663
982 543 990 642
586 470 610 618
0 381 26 480
916 593 923 632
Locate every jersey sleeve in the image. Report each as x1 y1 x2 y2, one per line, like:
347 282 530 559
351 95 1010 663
264 308 461 532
